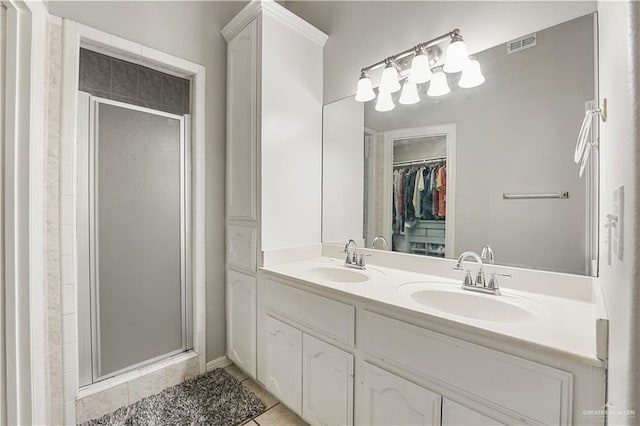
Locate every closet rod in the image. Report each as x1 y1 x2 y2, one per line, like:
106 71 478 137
393 157 446 168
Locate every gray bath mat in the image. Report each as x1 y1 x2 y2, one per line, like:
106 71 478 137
80 368 266 426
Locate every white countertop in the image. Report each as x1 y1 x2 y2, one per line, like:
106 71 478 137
261 256 605 367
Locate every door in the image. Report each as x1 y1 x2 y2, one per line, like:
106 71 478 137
442 399 505 426
227 270 256 377
264 315 302 413
302 334 354 426
78 94 191 384
358 362 441 426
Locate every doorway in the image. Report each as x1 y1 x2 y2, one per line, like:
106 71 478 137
382 124 456 258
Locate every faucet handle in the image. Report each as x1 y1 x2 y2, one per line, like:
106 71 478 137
453 266 473 287
356 253 371 267
488 272 511 290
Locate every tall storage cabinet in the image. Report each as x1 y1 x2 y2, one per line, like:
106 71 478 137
222 2 327 380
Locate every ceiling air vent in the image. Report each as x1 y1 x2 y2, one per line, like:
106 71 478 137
507 33 537 54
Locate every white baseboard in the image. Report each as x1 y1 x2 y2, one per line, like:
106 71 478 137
206 355 232 372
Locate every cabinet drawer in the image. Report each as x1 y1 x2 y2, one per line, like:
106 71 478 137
264 276 355 346
360 311 572 425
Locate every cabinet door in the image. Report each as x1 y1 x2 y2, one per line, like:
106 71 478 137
226 270 256 377
303 334 354 426
359 363 441 426
442 399 505 426
264 315 303 413
226 19 257 221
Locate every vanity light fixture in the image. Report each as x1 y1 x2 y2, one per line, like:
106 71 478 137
399 80 420 105
375 90 395 112
443 29 469 73
458 57 485 88
379 60 401 93
427 67 451 97
355 27 482 110
355 70 376 102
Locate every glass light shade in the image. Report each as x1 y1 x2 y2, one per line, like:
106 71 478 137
427 69 450 97
379 64 401 93
375 91 395 112
443 39 469 73
355 76 376 102
458 59 485 88
399 81 420 105
408 53 432 84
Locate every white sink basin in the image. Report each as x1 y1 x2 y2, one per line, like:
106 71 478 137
301 266 370 283
402 283 541 323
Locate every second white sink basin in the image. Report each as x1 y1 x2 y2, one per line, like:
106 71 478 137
402 283 541 323
301 266 370 283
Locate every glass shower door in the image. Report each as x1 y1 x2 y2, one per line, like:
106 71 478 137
78 93 191 384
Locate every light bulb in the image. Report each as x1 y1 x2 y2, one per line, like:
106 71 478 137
355 72 376 102
427 68 450 97
443 32 469 73
408 52 432 84
399 80 420 105
375 91 395 112
379 63 401 93
458 59 485 88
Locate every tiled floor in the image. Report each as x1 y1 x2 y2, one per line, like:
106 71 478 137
224 365 309 426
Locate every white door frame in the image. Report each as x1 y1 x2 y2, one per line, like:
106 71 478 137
60 19 207 421
383 124 457 258
2 0 49 424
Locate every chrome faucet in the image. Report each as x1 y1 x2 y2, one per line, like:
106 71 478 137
343 239 368 269
371 235 388 250
454 249 509 295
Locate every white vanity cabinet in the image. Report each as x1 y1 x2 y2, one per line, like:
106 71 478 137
359 310 574 425
223 1 326 380
259 275 355 425
258 273 606 426
262 315 355 425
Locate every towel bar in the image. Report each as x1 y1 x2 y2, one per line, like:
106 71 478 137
502 192 569 200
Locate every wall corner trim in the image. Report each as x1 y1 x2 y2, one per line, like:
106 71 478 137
221 0 328 46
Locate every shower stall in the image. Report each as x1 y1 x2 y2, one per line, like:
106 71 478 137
77 92 192 386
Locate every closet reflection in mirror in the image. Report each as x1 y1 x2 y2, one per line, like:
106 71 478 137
322 13 598 276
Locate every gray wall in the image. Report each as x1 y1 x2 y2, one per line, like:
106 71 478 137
47 1 248 362
286 1 596 103
362 15 595 275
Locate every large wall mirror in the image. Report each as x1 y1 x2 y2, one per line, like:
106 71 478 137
322 13 599 276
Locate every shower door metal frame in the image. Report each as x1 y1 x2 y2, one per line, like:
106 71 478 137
78 93 192 385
